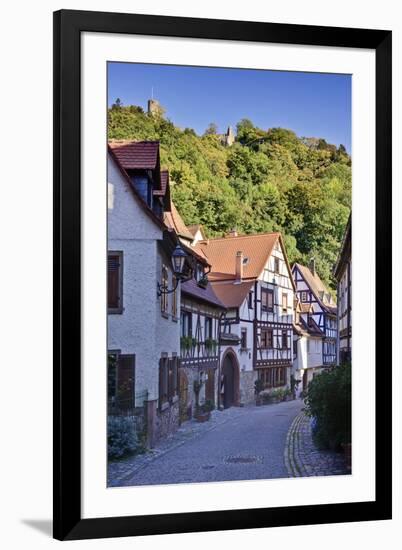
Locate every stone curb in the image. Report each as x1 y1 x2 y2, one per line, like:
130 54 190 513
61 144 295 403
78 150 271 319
284 410 349 478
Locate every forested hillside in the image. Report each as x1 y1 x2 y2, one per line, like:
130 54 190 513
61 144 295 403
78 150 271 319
108 103 351 289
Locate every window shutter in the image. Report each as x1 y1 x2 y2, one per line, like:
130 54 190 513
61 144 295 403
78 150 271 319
108 254 121 309
159 360 163 405
117 355 135 410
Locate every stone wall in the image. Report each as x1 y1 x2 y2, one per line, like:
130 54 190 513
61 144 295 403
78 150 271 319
180 365 219 418
240 370 257 405
155 400 180 443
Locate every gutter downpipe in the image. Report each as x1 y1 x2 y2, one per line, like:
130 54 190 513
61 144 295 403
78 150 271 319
217 310 226 411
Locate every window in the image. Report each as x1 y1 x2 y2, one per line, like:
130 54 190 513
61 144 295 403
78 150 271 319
108 352 135 413
181 311 192 337
276 367 285 386
248 291 253 309
161 265 169 315
171 275 178 318
282 293 288 312
159 355 178 407
258 367 285 389
258 368 272 389
132 174 151 206
281 330 288 349
261 288 274 312
260 328 273 349
301 291 308 302
241 328 247 349
195 263 204 283
205 317 213 340
274 257 280 274
293 340 298 356
108 252 123 313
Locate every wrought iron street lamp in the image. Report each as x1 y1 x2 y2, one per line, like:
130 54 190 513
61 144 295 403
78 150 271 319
171 244 187 275
157 243 189 296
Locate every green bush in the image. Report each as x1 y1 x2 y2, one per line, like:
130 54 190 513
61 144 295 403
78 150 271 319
254 378 264 395
108 416 141 459
304 363 351 450
202 399 215 413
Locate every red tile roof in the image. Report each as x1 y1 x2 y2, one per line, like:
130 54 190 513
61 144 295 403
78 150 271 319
164 201 194 241
153 170 169 196
108 140 160 169
293 321 322 337
210 280 254 308
107 149 166 230
195 232 280 281
294 262 337 312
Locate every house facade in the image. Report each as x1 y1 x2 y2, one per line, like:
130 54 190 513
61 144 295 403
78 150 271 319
196 232 295 407
334 216 352 364
179 264 226 420
292 261 338 367
292 299 325 391
163 203 226 419
107 141 184 445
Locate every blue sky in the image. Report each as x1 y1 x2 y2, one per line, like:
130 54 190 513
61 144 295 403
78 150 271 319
108 63 351 152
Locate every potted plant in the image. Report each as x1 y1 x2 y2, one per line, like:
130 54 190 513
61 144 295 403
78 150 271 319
205 338 218 356
180 336 192 355
195 404 211 422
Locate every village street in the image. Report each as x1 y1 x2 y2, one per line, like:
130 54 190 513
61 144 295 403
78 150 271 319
108 399 348 488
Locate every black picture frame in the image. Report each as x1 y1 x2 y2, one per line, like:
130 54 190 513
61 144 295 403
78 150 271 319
53 9 392 541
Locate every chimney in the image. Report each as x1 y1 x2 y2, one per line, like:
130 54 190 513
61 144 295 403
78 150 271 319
309 257 316 276
228 228 238 237
235 251 244 282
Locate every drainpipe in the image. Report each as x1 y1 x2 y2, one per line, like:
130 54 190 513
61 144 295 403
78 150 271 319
217 310 226 411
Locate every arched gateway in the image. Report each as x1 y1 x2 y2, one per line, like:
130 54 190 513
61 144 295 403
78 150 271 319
221 349 240 409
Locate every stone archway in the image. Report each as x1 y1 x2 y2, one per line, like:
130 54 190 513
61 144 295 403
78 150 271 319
220 349 240 409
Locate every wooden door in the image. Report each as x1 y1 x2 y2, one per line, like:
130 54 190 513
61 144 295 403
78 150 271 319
222 357 235 409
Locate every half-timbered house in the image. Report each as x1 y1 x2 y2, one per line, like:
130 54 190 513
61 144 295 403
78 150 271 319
292 260 337 371
292 298 326 392
195 232 295 407
178 257 226 421
163 203 226 421
334 215 352 364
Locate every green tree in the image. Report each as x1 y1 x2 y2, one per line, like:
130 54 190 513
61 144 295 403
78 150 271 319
204 122 218 135
107 104 351 289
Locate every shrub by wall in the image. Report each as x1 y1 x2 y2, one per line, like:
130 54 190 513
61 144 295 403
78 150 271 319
304 363 351 450
107 416 141 459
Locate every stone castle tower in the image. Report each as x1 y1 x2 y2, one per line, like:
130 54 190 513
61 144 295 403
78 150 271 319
221 126 235 147
147 99 164 117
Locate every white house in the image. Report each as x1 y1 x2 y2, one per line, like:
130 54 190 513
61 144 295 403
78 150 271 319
292 260 337 370
334 215 351 364
107 140 185 445
292 299 326 392
195 231 295 407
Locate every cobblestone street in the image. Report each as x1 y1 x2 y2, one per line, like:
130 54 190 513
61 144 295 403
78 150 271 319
108 400 349 487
